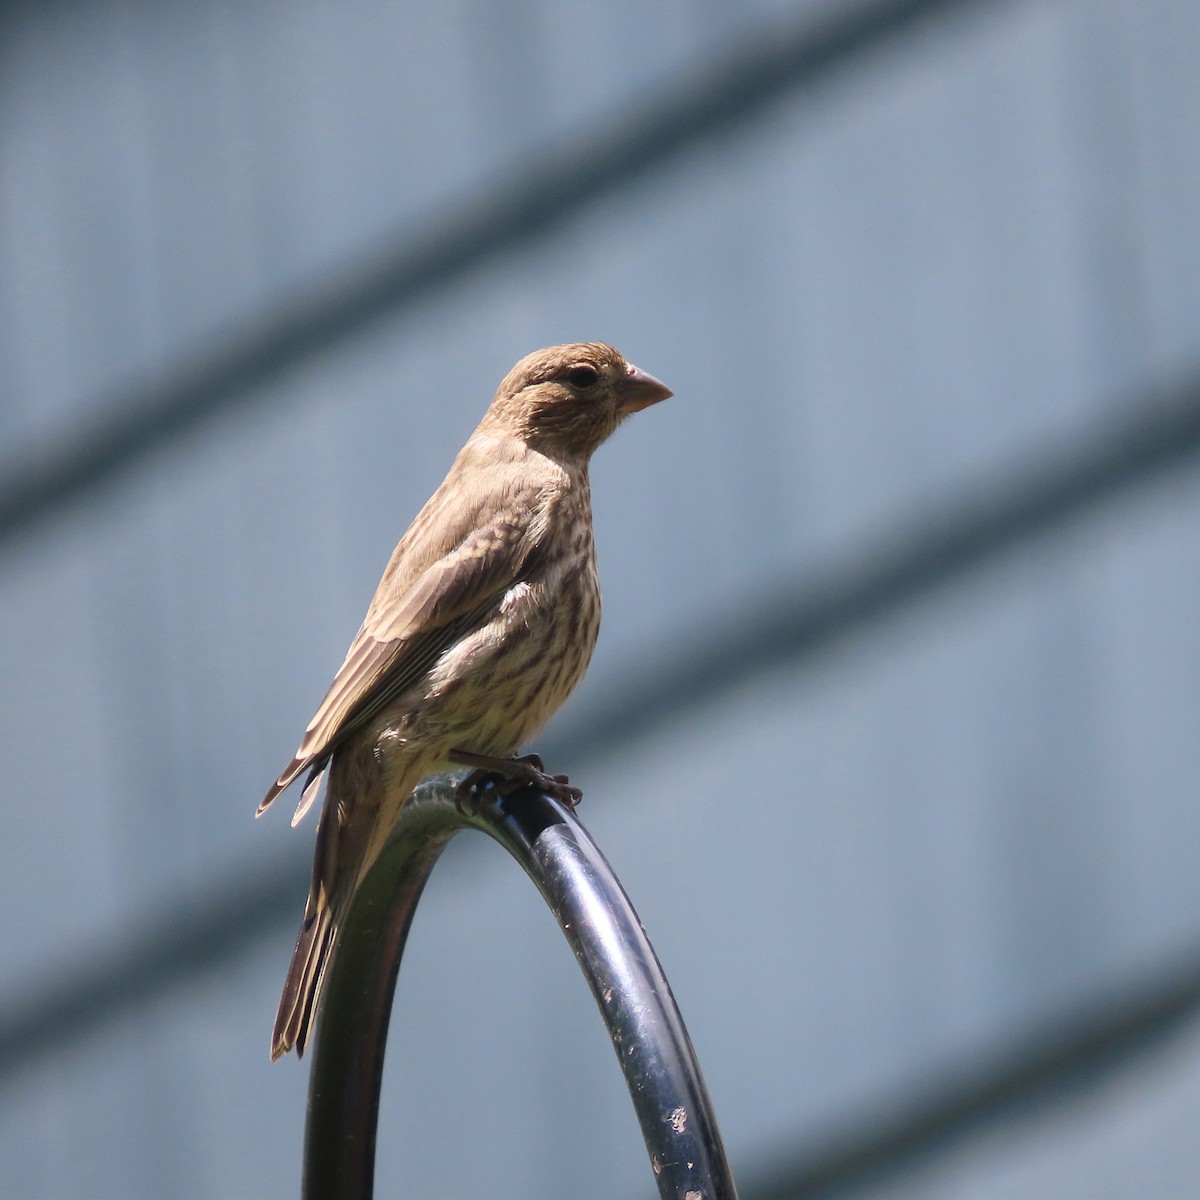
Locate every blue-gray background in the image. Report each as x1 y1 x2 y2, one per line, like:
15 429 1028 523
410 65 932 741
2 0 1199 1196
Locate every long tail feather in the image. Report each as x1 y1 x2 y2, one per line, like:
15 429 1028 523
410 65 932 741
271 905 334 1060
269 756 426 1059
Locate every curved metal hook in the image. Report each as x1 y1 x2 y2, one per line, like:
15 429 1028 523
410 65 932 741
302 776 738 1200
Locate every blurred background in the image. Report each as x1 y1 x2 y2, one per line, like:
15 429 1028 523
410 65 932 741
2 0 1200 1196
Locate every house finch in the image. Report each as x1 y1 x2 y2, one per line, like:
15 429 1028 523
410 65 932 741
259 342 672 1060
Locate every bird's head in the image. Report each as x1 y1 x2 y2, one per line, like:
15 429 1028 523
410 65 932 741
484 343 672 461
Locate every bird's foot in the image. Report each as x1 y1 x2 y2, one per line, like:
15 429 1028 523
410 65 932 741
453 770 486 816
449 750 583 811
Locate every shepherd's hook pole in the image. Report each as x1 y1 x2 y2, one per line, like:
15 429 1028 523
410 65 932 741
302 775 738 1200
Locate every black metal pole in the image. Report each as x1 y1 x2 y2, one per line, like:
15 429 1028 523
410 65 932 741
302 776 738 1200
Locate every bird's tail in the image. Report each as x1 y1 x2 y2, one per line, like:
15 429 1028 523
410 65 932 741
269 754 428 1060
271 903 334 1061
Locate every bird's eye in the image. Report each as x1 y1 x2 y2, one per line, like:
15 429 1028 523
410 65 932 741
564 365 600 389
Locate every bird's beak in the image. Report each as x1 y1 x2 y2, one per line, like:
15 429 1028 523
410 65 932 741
618 364 674 413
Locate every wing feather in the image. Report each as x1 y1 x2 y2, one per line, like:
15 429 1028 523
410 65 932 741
258 498 543 816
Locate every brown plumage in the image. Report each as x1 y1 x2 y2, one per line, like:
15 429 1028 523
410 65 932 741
259 342 672 1060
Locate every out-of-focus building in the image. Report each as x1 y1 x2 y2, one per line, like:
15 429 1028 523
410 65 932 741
2 1 1199 1196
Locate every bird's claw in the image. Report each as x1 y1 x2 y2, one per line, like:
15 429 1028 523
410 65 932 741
449 749 583 811
509 754 582 808
454 769 489 815
537 772 582 810
550 780 583 810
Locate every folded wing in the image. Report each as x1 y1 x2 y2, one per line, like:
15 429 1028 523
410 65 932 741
258 501 542 816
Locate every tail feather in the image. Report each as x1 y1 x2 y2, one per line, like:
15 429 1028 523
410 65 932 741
268 756 427 1060
271 905 334 1060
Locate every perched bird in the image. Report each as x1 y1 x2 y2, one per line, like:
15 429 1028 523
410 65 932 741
259 342 672 1060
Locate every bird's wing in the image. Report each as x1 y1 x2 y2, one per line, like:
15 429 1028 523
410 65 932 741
258 501 543 816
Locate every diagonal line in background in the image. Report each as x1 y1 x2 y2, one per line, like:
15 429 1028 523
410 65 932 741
741 944 1200 1199
0 854 304 1081
0 0 1003 548
549 366 1200 767
3 362 1200 1096
2 0 1196 1189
